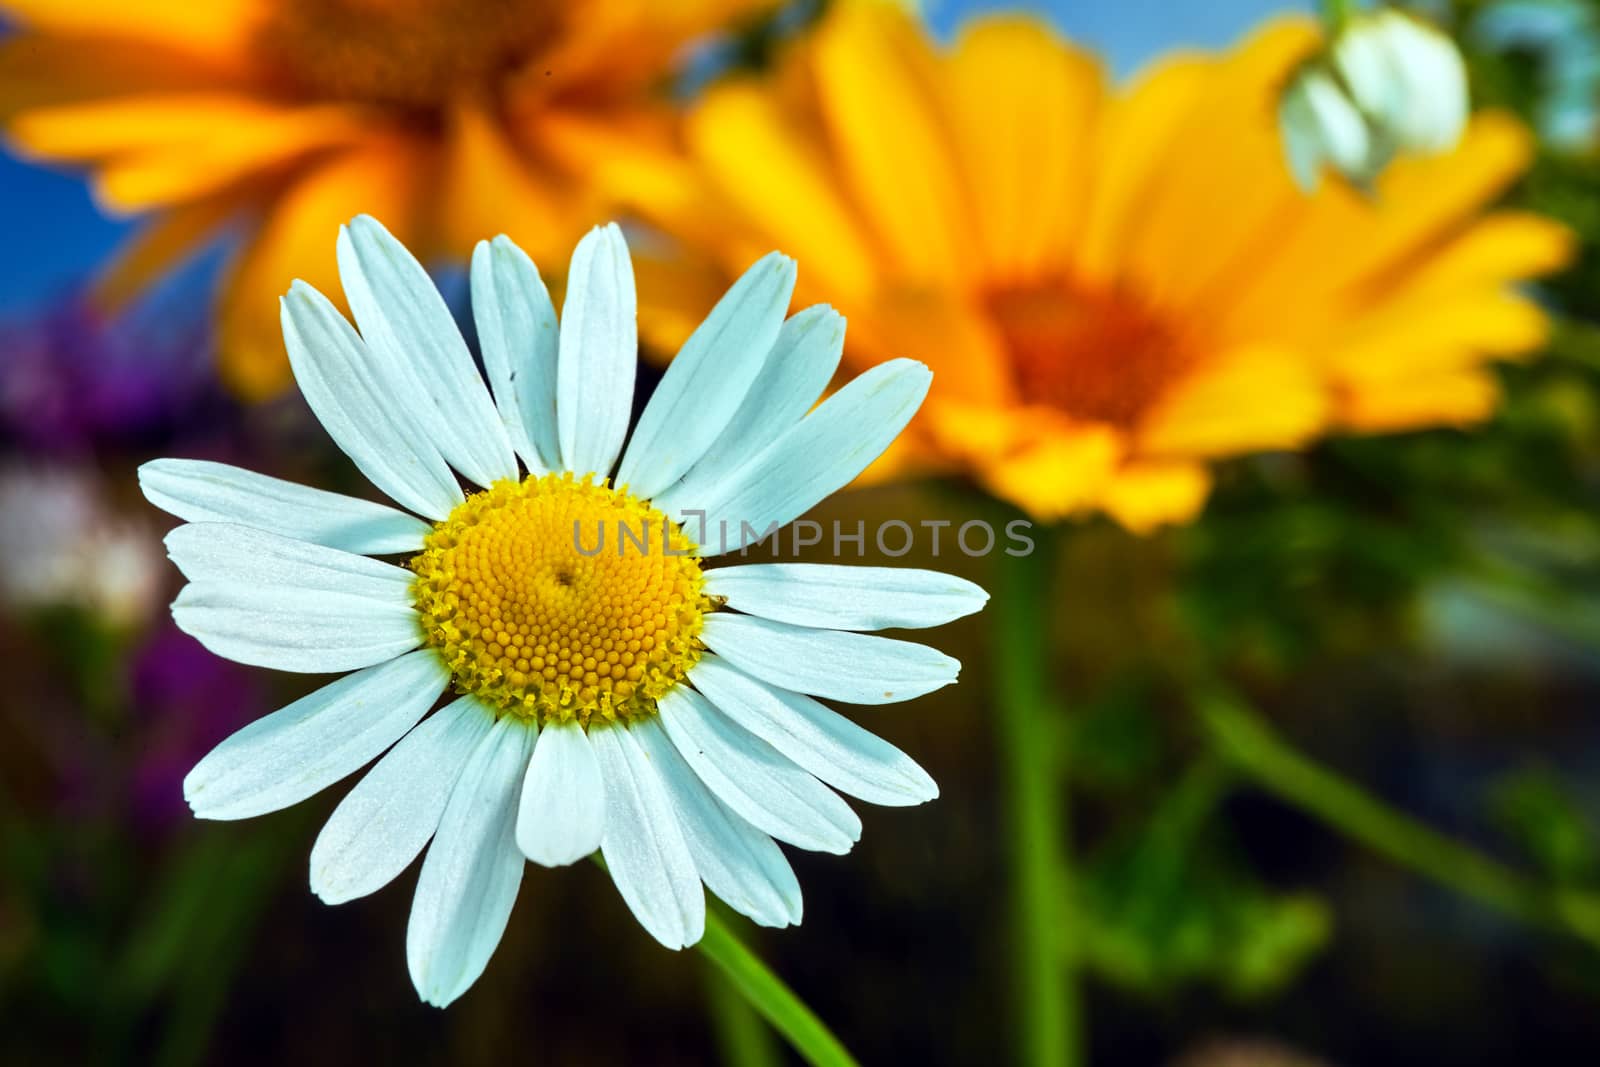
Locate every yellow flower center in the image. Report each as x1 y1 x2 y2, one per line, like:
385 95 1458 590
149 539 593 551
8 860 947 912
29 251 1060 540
987 279 1195 429
410 473 709 727
256 0 555 112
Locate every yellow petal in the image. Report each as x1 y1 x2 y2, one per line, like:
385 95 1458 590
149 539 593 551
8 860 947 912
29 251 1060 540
10 93 369 212
942 16 1104 281
1121 18 1317 306
439 98 566 262
1338 370 1501 432
96 107 369 212
1101 461 1213 533
0 0 262 63
686 82 879 302
1138 346 1328 458
634 250 731 358
10 93 305 161
978 425 1123 522
855 288 1015 406
1076 53 1212 285
218 138 427 400
1331 290 1551 384
1230 111 1535 335
1225 115 1537 338
811 1 975 287
531 104 712 254
1387 212 1574 296
0 33 239 118
1357 113 1536 274
921 399 1069 465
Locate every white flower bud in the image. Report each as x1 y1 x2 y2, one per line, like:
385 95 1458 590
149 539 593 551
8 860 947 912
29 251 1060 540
1280 9 1470 189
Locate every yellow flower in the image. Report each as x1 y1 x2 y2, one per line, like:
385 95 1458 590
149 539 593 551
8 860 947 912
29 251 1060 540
636 4 1572 531
0 0 771 398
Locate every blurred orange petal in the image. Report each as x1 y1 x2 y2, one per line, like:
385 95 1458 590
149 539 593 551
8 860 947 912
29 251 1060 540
979 426 1122 522
687 83 880 303
812 1 975 288
653 10 1564 529
1102 461 1213 533
219 139 426 400
943 17 1104 281
0 0 263 63
1139 347 1328 459
1338 370 1502 432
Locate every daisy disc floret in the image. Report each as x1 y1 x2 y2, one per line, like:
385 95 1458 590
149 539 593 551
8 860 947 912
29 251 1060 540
412 472 709 724
138 215 985 1008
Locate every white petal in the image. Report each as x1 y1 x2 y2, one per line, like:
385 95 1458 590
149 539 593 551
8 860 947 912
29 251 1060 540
615 252 796 499
516 719 605 867
183 649 447 820
703 563 988 631
657 687 859 854
281 282 463 520
172 581 420 673
666 305 844 504
470 235 561 471
1384 16 1468 151
557 223 636 477
138 459 430 555
407 713 536 1008
632 716 801 928
338 216 518 488
164 523 414 601
699 613 959 705
690 656 938 807
591 723 705 950
1292 69 1374 183
658 359 930 555
1333 22 1406 134
311 695 495 905
1278 79 1330 190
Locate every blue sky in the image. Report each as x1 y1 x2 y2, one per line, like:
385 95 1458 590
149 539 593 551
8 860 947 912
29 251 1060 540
0 0 1305 313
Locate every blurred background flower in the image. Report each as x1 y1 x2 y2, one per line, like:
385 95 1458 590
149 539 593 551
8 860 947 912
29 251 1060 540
0 292 221 453
0 0 779 396
637 3 1569 530
0 461 161 627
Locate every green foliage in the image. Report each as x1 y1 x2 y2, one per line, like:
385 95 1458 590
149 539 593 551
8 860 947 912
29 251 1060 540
1489 766 1600 883
1077 759 1333 1000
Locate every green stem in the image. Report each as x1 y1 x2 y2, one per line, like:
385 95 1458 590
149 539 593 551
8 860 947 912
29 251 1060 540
698 907 861 1067
1196 684 1600 948
994 539 1079 1067
1320 0 1358 33
705 958 783 1067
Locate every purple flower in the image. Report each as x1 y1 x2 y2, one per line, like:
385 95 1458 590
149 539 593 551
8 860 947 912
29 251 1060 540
128 625 266 832
0 294 226 455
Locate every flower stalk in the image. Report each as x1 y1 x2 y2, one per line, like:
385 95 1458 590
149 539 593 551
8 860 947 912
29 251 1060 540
994 534 1080 1067
698 907 861 1067
1196 683 1600 948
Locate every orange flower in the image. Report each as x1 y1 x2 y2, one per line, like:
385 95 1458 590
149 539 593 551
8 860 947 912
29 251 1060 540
0 0 772 397
636 4 1572 531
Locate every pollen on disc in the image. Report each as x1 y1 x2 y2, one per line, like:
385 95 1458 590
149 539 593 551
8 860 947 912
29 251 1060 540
411 472 709 726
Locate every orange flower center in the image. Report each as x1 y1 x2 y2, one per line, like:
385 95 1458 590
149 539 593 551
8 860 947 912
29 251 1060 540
986 280 1192 429
255 0 556 112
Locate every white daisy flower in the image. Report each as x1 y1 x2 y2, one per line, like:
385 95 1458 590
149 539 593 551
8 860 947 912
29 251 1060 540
138 216 985 1008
